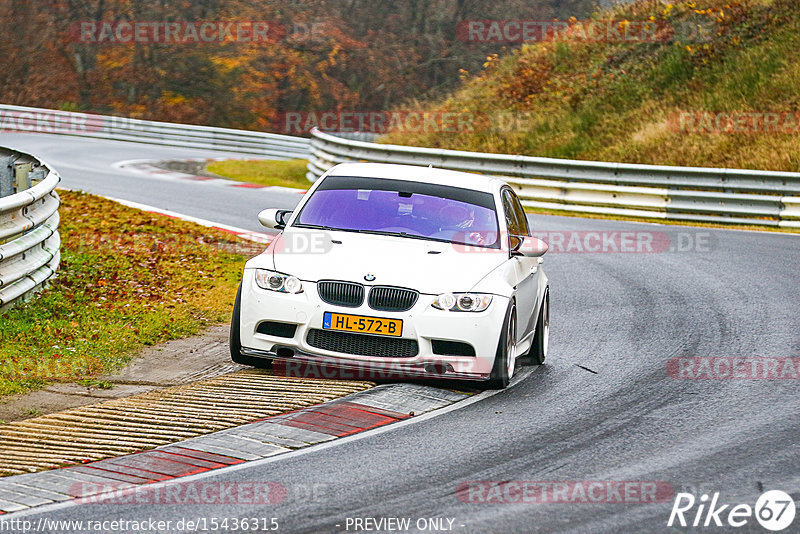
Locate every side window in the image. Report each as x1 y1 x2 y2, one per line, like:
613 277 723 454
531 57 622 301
502 189 522 236
510 190 530 236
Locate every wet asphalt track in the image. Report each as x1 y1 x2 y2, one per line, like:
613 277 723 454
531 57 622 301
2 133 799 533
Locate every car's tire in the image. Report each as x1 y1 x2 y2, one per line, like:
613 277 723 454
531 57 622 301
521 288 549 366
485 302 516 389
230 283 272 368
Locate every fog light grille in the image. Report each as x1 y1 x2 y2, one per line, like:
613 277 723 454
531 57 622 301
256 322 298 338
431 340 476 357
307 329 419 358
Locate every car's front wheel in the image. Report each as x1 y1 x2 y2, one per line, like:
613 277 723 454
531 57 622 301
230 283 272 368
485 302 516 389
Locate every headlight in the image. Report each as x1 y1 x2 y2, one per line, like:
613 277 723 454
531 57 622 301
255 269 304 294
432 293 492 312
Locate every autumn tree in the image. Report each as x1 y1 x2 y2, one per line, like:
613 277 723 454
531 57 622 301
0 0 600 130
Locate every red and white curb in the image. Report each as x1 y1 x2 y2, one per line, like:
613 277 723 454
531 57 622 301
0 383 471 514
112 158 307 195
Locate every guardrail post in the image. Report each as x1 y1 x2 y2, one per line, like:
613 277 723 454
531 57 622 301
0 157 13 197
29 167 47 184
15 162 32 192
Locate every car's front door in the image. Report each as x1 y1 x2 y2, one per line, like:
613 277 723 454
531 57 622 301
501 188 538 343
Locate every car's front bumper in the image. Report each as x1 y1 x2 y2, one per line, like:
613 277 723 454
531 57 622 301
238 270 508 382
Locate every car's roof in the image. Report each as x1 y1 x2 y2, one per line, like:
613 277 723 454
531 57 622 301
324 162 507 194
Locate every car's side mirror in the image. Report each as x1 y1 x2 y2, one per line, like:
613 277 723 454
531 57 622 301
258 209 293 230
509 235 548 258
509 235 524 253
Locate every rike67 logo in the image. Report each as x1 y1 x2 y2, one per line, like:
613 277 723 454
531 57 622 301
668 490 796 531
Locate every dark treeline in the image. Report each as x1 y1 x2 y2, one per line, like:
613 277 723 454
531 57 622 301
0 0 598 131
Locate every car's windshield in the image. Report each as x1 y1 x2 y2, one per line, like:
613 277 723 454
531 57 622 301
294 175 500 248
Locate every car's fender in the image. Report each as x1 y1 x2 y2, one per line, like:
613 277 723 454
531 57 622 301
244 239 278 271
468 257 518 298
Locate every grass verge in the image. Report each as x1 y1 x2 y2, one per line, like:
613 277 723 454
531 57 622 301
0 190 252 398
207 159 311 189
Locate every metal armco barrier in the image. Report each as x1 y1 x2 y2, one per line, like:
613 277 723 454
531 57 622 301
307 128 800 228
0 147 60 309
0 104 310 159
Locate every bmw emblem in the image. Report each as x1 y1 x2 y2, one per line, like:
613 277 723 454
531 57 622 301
364 274 376 282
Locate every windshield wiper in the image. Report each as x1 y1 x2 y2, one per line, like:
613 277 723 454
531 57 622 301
355 229 449 244
293 224 373 236
292 223 337 231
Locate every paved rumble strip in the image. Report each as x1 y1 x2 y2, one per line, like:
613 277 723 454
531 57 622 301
0 371 372 477
0 382 468 514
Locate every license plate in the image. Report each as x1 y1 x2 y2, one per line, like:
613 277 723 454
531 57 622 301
323 312 403 337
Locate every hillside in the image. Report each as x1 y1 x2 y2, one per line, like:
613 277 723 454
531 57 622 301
382 0 800 172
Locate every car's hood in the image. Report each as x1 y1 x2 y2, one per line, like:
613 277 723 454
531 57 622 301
246 228 507 294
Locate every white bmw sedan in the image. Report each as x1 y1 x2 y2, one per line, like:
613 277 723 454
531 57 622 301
230 162 549 388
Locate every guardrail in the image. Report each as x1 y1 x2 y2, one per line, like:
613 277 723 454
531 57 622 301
0 147 60 309
0 104 309 160
307 128 800 228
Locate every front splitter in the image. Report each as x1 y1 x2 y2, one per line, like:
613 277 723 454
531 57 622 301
241 347 491 382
